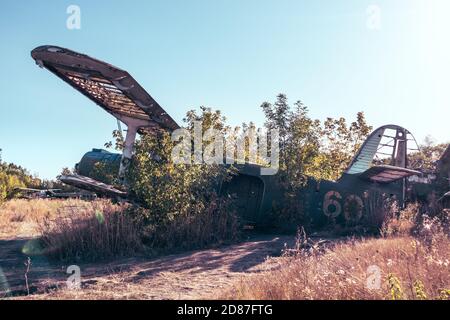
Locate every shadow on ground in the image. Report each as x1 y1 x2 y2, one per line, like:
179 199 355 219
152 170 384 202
0 234 294 299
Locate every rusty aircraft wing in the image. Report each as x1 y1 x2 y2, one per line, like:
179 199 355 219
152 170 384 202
59 174 127 198
31 45 179 134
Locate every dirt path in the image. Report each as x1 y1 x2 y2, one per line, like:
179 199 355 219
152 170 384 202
0 235 295 299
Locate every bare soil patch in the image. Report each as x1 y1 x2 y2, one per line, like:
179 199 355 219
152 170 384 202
1 233 294 299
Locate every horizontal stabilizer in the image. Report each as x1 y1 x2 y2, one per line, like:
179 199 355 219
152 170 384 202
358 165 421 183
59 174 126 197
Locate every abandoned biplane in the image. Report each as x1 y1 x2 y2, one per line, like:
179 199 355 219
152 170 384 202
31 45 446 228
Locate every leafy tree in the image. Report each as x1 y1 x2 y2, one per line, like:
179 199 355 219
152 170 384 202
184 106 229 133
280 100 322 188
261 95 372 185
318 112 372 180
408 138 448 172
260 95 372 230
127 107 234 225
0 149 43 202
261 94 292 165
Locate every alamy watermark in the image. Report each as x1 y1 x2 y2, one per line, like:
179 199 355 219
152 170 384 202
366 4 381 31
171 122 279 175
66 265 81 290
366 265 382 290
66 5 81 30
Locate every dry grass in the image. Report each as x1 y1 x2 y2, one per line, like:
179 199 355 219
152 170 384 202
0 199 142 262
380 203 418 238
38 200 142 262
224 236 449 300
224 208 450 300
2 199 448 300
0 199 75 238
0 197 237 263
140 194 241 254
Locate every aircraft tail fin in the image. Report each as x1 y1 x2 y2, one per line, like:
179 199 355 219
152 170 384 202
345 124 420 176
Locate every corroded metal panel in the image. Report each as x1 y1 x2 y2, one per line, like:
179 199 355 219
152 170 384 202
59 174 126 198
31 45 179 133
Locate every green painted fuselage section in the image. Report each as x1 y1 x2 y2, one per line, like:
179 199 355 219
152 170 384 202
77 149 405 229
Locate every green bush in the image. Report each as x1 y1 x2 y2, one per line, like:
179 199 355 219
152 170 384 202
123 108 240 252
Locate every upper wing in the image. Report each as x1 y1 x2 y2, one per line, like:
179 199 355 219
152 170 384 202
31 45 179 133
358 165 421 183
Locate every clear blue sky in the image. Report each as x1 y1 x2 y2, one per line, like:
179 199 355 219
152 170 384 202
0 0 448 179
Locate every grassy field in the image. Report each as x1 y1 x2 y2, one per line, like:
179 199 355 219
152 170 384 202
224 235 450 300
223 206 450 300
0 199 83 239
0 199 448 300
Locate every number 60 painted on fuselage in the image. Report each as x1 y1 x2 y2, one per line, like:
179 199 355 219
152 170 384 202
323 190 364 221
